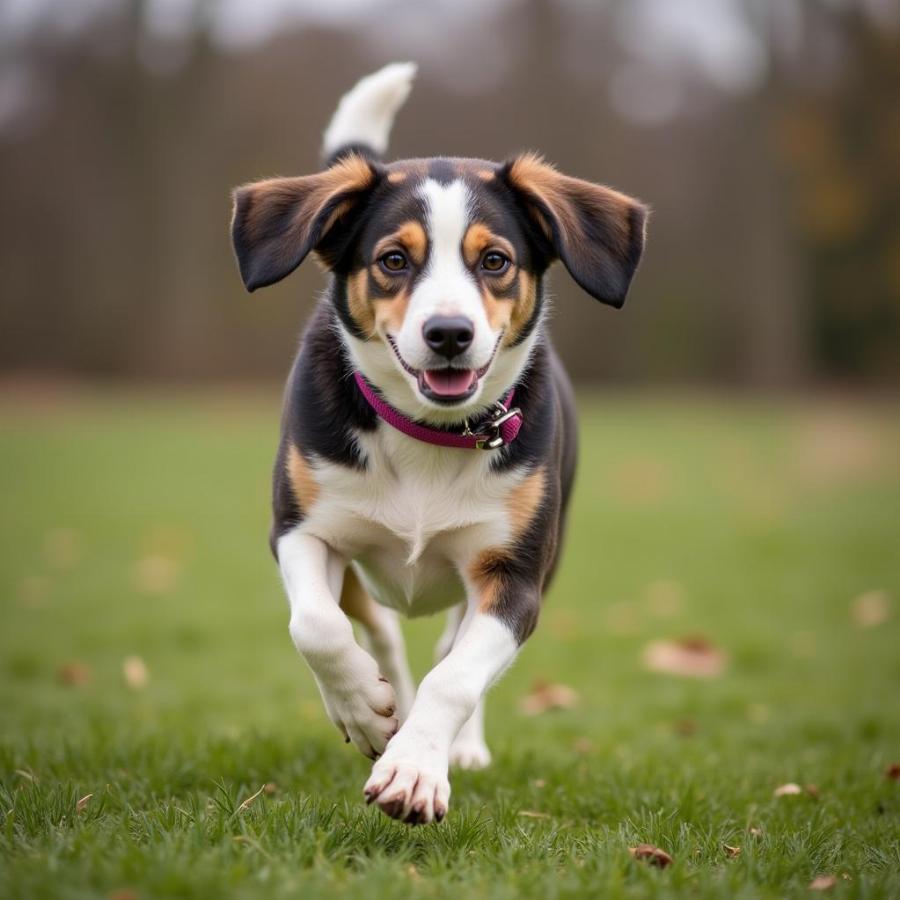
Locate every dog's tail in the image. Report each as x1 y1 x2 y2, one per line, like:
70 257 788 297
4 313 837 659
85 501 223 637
321 62 417 168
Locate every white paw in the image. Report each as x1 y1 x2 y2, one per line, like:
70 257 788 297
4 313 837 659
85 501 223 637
316 652 398 760
363 751 451 825
449 737 492 770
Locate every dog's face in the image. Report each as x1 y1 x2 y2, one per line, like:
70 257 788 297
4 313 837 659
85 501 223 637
232 154 646 420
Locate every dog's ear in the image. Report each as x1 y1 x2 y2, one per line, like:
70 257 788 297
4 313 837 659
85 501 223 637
231 154 378 292
501 153 647 308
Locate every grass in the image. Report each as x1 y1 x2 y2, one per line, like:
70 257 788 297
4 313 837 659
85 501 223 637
1 386 899 899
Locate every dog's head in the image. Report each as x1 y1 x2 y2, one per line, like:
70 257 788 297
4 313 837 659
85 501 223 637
232 153 647 421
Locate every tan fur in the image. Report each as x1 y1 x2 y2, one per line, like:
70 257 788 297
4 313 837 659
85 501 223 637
506 152 634 256
374 220 428 267
506 466 546 539
469 467 546 612
347 268 377 336
469 549 508 613
374 288 410 335
339 565 381 628
286 444 320 511
235 154 374 266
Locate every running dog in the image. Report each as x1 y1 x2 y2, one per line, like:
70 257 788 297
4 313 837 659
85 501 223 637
230 63 647 825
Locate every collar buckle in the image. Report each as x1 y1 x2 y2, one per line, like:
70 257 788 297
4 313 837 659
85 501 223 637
474 400 522 450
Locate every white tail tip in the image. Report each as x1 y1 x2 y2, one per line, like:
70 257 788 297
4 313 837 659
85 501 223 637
322 62 418 162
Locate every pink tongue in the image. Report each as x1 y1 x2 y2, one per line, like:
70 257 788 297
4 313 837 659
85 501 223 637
423 368 476 396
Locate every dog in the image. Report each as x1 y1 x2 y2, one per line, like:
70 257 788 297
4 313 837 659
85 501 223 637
230 63 647 825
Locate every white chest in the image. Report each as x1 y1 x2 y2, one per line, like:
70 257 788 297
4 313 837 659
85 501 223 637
299 426 521 615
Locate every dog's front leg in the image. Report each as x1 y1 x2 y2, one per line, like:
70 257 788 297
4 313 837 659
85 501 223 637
363 591 535 824
277 529 399 759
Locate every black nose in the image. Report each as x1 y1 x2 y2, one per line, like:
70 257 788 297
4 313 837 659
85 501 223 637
422 316 474 360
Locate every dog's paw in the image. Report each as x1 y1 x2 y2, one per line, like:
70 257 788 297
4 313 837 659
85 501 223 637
363 754 451 825
317 652 399 759
449 736 491 770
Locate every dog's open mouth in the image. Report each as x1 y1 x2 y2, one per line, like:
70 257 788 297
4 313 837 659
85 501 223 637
387 335 498 405
418 368 479 402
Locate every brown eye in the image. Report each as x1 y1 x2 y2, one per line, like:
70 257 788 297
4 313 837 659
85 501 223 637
481 251 510 274
379 251 408 273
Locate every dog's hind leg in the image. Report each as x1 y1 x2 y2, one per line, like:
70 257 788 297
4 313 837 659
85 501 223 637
435 604 492 770
341 566 416 721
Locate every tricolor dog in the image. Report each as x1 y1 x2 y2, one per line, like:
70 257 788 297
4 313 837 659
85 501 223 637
230 63 647 825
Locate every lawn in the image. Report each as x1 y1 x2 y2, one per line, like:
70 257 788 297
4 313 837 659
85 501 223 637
1 387 898 899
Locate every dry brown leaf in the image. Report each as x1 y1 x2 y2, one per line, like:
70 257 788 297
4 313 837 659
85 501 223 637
774 783 803 797
629 844 673 868
238 784 267 812
886 763 900 781
263 782 278 795
57 661 91 686
809 874 837 891
748 826 763 838
518 810 551 819
851 590 891 628
122 656 149 690
641 637 727 679
723 844 741 858
519 680 579 716
673 719 698 737
76 793 93 813
804 783 821 798
133 554 179 595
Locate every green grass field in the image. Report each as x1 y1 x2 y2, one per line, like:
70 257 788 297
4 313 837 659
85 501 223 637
1 388 899 899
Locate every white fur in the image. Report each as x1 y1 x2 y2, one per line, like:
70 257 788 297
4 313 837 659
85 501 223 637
364 612 517 820
322 62 417 159
395 179 496 373
279 530 400 759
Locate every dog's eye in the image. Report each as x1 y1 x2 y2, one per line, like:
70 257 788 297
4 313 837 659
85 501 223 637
481 251 510 274
379 251 408 273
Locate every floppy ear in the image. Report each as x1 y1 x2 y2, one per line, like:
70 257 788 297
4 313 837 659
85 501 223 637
502 153 647 308
230 154 377 292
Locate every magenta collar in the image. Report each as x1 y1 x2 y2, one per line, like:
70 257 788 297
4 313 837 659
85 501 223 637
354 372 523 450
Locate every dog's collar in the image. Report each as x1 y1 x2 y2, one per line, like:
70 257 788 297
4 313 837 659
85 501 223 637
353 372 523 451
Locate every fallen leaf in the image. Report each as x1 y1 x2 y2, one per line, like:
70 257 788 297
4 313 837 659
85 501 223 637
238 784 267 812
532 779 546 789
774 782 803 797
133 554 179 595
263 782 278 795
122 656 149 690
748 826 763 838
809 874 837 891
805 783 820 798
518 810 551 819
76 793 93 813
886 763 900 781
519 680 579 716
57 661 91 686
641 637 727 678
629 844 673 868
673 718 698 737
723 844 741 858
851 590 891 628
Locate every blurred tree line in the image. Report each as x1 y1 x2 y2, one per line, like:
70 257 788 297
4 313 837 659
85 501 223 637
0 0 897 386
